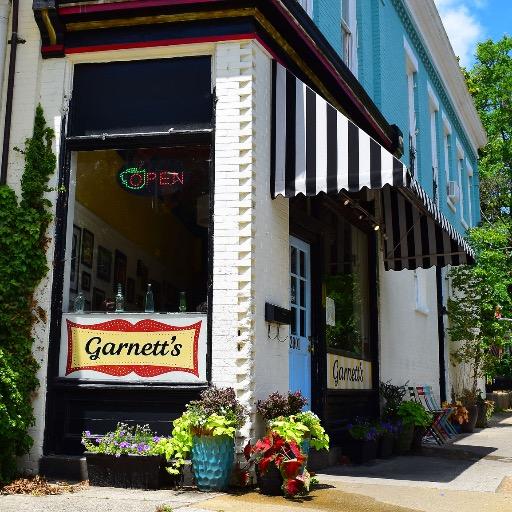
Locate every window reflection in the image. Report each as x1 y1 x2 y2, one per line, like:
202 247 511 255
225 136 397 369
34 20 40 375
65 146 210 313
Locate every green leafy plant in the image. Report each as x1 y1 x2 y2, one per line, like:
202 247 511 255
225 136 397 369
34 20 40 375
0 105 55 482
379 380 408 421
268 412 329 451
81 422 164 456
346 418 379 441
397 401 432 428
156 386 246 475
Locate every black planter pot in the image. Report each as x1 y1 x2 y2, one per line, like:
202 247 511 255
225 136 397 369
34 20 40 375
377 435 394 459
411 427 426 450
257 463 283 496
342 439 377 464
475 401 488 429
85 453 170 489
394 424 414 455
461 404 478 433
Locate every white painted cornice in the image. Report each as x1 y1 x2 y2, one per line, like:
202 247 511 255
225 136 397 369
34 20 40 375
405 0 487 153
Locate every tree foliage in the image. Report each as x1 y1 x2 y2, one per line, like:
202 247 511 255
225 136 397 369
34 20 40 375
0 105 55 482
449 37 512 388
464 36 512 224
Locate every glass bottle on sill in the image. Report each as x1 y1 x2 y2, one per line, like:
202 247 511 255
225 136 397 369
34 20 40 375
73 291 85 313
145 283 154 313
115 283 124 313
179 291 187 313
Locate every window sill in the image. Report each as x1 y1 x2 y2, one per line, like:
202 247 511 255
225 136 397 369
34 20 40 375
447 198 456 212
415 305 430 316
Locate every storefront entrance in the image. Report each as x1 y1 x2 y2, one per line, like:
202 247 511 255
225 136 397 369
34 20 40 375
289 237 312 408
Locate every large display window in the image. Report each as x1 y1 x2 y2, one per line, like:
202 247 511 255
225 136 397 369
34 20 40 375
63 145 210 315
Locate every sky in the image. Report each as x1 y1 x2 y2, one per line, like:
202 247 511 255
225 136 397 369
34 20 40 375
433 0 512 68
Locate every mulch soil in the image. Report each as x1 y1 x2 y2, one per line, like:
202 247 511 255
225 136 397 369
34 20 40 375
0 475 88 496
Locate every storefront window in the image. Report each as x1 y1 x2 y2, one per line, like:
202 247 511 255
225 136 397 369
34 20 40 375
64 145 210 313
325 219 370 358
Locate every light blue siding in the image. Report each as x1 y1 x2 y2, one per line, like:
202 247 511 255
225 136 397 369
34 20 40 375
311 0 481 233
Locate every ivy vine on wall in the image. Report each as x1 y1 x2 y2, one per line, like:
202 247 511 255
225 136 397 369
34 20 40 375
0 105 56 482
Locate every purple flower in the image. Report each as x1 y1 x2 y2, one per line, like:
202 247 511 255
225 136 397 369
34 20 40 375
152 436 161 443
137 443 149 453
119 441 130 449
84 431 91 438
95 438 102 444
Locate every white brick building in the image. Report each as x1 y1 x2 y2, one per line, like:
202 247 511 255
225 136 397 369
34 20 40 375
0 0 481 477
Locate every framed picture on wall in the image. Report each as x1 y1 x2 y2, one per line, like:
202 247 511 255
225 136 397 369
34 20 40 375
81 271 91 292
81 229 94 268
70 225 81 293
92 288 105 311
113 250 127 292
127 278 135 304
97 246 112 282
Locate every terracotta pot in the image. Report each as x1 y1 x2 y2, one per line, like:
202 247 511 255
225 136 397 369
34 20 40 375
461 404 478 433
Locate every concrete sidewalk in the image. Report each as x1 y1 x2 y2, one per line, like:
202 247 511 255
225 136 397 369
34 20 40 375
2 413 512 512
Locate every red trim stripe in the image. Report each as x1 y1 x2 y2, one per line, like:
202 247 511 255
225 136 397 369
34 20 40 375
65 33 257 54
59 0 223 16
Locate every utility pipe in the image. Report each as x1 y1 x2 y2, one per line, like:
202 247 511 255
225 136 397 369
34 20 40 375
0 0 20 186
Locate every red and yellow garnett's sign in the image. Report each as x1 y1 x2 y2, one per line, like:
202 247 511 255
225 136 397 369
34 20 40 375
65 318 201 378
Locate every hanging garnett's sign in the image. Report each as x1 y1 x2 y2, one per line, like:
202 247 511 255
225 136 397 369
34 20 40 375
59 314 207 383
118 163 185 196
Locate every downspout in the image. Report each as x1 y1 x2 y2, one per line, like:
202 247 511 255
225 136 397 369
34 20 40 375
436 267 447 403
0 0 21 185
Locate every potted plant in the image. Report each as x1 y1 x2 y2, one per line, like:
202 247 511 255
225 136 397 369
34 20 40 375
256 391 308 422
267 411 330 458
380 380 408 421
396 401 432 452
442 400 469 432
244 432 310 497
156 386 246 491
458 388 479 433
82 423 167 489
342 418 379 464
376 420 400 459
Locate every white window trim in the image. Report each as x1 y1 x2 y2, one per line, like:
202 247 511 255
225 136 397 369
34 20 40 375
414 269 430 316
442 115 455 212
466 162 473 227
428 84 440 205
341 0 358 77
456 140 465 224
405 38 418 159
297 0 313 17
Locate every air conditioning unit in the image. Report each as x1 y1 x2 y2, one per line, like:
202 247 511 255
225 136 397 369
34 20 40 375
447 181 460 204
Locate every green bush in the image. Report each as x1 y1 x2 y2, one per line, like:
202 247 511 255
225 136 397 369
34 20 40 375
0 105 55 482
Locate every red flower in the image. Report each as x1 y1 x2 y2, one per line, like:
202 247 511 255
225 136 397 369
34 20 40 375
280 459 303 479
244 442 252 461
282 478 303 497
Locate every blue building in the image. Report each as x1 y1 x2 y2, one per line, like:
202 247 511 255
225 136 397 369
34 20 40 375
300 0 487 400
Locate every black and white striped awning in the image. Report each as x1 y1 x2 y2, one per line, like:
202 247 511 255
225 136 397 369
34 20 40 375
271 62 474 270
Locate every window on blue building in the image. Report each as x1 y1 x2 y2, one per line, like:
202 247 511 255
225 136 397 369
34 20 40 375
341 0 358 76
404 39 419 177
428 85 440 205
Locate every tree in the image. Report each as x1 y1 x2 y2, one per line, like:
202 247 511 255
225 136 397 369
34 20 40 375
448 37 512 391
464 36 512 224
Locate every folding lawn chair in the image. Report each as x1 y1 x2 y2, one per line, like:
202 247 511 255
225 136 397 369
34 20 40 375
415 386 452 443
423 385 458 438
407 386 445 445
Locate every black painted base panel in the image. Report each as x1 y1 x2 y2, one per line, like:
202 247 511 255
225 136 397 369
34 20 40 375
44 384 205 455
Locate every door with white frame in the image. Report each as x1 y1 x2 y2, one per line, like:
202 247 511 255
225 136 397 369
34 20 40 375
289 236 312 409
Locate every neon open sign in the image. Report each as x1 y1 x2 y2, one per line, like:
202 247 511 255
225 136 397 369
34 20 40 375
118 165 185 196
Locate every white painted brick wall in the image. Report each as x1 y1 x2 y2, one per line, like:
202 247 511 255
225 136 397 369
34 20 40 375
378 262 441 402
252 44 289 439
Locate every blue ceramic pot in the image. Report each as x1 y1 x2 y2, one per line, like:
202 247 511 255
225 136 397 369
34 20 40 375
191 435 234 491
